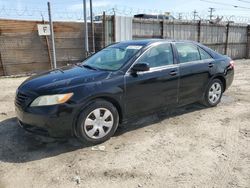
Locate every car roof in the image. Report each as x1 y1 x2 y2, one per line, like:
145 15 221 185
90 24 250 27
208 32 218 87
118 39 198 46
116 39 222 59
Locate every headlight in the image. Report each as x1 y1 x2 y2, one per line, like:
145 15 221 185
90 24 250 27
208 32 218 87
30 93 73 107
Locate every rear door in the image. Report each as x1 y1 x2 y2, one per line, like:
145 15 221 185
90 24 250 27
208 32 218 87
124 42 179 117
174 42 215 105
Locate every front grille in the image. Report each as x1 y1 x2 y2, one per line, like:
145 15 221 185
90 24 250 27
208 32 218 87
15 91 29 108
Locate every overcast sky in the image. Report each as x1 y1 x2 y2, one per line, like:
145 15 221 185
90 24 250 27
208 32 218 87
0 0 250 20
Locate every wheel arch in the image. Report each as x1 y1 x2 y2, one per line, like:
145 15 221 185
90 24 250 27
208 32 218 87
202 74 226 100
93 96 123 124
72 96 123 137
212 75 226 92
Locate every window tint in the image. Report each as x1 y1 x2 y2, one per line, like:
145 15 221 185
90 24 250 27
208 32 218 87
176 43 200 63
137 43 174 68
199 47 212 60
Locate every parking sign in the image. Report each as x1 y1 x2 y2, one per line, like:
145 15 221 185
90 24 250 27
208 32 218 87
37 24 51 36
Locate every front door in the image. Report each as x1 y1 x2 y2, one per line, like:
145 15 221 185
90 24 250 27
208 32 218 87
124 43 179 117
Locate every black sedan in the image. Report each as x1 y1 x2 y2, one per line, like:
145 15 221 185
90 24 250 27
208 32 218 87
15 39 234 144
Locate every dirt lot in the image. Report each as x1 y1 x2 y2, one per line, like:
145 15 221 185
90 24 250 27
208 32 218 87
0 60 249 188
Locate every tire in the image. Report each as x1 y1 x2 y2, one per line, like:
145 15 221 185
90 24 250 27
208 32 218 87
75 99 119 144
202 79 224 107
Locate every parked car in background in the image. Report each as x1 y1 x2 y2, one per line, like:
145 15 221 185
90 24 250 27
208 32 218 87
15 39 234 144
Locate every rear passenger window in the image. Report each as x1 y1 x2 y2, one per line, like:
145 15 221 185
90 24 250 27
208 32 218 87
137 43 174 68
175 43 200 63
199 47 212 60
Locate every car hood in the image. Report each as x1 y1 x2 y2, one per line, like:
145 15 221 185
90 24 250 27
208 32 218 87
18 65 111 94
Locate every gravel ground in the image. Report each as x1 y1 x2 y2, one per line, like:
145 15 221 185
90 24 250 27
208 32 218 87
0 59 249 188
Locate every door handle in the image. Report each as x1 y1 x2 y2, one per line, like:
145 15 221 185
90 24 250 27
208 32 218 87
208 63 214 68
169 70 178 76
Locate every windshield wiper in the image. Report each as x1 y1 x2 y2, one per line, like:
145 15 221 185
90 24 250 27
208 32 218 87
82 64 99 70
54 68 64 73
76 64 98 70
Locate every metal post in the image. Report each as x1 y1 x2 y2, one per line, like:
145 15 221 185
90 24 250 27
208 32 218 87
0 52 6 76
90 0 95 53
172 19 175 39
225 22 230 55
246 25 250 58
162 14 165 39
112 15 116 42
197 20 201 42
102 11 106 48
83 0 89 56
160 20 164 39
47 2 57 69
41 14 53 69
112 8 116 42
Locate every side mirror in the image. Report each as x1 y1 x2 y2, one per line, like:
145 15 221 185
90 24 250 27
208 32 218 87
131 63 150 72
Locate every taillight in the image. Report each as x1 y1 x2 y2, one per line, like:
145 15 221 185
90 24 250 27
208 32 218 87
229 60 234 69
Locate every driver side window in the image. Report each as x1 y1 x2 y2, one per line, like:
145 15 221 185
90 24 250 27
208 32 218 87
136 43 174 68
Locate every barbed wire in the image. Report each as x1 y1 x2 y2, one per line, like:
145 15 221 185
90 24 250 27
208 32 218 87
0 5 250 24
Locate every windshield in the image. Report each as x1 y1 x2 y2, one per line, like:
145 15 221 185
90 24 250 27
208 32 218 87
82 43 143 71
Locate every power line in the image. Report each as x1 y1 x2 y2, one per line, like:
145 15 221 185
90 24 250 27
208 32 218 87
1 5 250 23
200 0 250 9
238 0 250 3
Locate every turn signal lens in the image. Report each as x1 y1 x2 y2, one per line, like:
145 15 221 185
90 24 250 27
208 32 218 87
57 93 74 103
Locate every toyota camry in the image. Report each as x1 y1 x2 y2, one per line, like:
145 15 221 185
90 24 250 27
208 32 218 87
15 39 234 144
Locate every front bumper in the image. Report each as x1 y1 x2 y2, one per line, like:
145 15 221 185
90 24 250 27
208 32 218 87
15 104 76 138
18 120 50 137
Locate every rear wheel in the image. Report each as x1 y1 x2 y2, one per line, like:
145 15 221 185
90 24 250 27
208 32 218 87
202 79 223 107
76 100 119 144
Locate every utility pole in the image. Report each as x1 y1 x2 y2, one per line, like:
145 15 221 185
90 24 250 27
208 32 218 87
112 8 116 15
90 0 95 53
208 7 215 21
83 0 89 57
178 13 182 20
193 10 198 21
47 2 57 69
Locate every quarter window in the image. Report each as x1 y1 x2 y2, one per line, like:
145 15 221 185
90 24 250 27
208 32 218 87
136 43 174 68
199 47 212 60
176 43 200 63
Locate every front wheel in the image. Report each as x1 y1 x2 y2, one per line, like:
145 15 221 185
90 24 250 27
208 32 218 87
202 79 223 107
75 100 119 144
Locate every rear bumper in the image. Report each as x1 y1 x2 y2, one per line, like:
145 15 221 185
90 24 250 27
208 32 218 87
225 68 234 91
15 104 76 138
